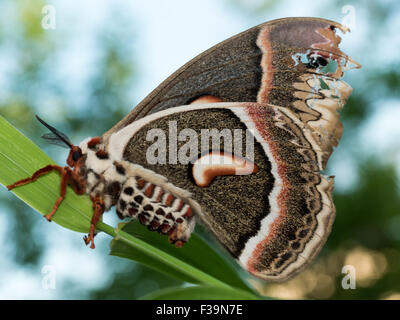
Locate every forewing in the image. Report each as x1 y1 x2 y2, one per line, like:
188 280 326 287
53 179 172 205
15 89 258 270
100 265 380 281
104 17 360 168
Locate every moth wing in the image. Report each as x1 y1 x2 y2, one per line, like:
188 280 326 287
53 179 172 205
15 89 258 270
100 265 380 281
104 17 360 168
106 102 336 281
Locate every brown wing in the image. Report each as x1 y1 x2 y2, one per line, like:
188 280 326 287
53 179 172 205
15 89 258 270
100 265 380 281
103 17 360 164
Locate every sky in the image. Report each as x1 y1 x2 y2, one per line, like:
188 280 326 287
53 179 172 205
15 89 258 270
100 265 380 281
1 0 399 299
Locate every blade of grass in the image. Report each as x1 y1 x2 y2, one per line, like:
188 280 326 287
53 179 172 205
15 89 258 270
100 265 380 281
111 221 254 293
111 224 240 288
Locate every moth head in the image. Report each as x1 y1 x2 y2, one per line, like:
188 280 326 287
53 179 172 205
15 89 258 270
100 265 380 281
35 115 84 168
66 145 84 167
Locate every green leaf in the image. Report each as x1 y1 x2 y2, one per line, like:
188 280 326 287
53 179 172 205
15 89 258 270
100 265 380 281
111 221 254 293
139 285 261 300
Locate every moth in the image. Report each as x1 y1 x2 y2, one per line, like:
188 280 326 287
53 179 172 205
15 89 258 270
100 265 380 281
7 17 360 281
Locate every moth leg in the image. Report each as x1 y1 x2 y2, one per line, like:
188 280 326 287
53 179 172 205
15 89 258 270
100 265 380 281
84 197 104 249
7 165 64 190
168 217 195 248
44 167 71 221
7 165 70 222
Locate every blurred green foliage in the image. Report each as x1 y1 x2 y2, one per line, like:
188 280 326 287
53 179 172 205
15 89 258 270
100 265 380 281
1 0 400 299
